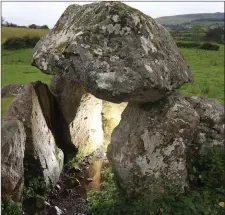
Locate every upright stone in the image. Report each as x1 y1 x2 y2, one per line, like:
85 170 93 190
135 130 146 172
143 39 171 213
107 93 200 196
102 101 127 137
5 82 64 190
1 119 26 202
51 73 103 156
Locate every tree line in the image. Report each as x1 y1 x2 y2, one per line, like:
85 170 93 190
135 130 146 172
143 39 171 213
1 17 49 29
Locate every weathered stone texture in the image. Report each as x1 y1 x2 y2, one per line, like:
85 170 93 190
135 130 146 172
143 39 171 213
32 2 192 103
1 119 26 201
107 93 200 196
185 96 224 155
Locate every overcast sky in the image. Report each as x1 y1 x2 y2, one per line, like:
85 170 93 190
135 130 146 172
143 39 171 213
2 1 224 28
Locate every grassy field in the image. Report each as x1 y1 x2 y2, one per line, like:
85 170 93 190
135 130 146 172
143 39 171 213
1 28 51 116
2 27 48 43
179 44 224 103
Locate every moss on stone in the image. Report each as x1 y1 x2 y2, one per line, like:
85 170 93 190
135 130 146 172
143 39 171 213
55 42 69 53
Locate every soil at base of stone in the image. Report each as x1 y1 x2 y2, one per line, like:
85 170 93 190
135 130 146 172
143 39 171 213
23 149 109 215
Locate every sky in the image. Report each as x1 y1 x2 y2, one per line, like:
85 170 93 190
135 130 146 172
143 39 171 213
2 1 224 28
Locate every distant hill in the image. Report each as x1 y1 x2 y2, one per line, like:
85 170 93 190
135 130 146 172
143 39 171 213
155 12 224 26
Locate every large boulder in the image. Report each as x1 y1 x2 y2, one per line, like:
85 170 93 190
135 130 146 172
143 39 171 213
107 93 200 196
1 119 26 202
185 96 224 155
5 82 64 189
32 2 192 103
51 73 103 156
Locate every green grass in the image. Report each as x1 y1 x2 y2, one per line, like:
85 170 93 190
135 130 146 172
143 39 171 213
1 196 23 215
2 48 33 64
1 47 52 116
2 64 52 86
179 44 224 103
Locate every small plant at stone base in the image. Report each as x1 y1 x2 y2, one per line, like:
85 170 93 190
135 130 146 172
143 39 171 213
67 151 86 170
23 176 46 201
88 147 224 215
1 196 23 215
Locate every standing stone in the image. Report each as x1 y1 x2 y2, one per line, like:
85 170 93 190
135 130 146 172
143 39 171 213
32 1 193 103
107 93 200 196
69 93 103 155
102 101 127 137
4 82 64 190
51 73 103 156
31 84 64 188
1 119 26 202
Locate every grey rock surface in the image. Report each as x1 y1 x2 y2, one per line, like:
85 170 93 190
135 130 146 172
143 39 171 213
1 119 26 201
31 84 64 188
48 206 64 215
107 93 200 196
102 101 127 137
4 82 64 190
69 93 103 155
51 73 103 156
32 2 192 103
1 83 25 98
185 96 224 155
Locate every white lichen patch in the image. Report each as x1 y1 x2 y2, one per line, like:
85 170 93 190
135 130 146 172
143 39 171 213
145 24 154 40
93 48 103 56
102 23 131 35
114 24 121 34
96 72 114 89
131 14 140 26
81 44 90 49
198 132 206 143
74 31 84 38
112 15 119 22
140 36 157 54
54 55 60 61
144 64 153 73
41 60 48 71
171 103 185 112
120 26 131 35
110 55 119 62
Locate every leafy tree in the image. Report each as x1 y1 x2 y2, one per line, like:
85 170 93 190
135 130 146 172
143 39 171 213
205 27 224 44
1 16 5 25
28 24 37 29
40 25 49 29
191 24 204 42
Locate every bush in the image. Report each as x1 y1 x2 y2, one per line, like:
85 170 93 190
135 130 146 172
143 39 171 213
39 25 49 29
205 27 224 44
200 42 220 51
3 36 40 50
176 41 220 51
1 196 23 215
176 41 201 49
28 24 37 29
